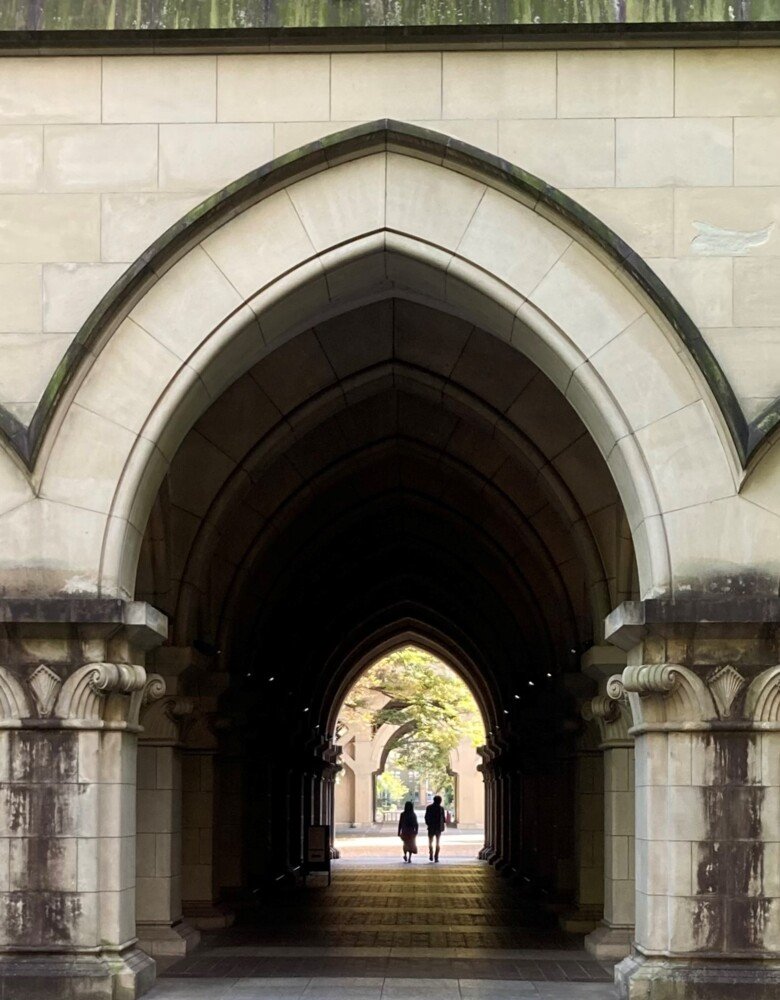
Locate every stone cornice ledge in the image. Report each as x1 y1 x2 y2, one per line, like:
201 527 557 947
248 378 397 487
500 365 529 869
605 597 780 651
6 1 780 44
0 598 168 649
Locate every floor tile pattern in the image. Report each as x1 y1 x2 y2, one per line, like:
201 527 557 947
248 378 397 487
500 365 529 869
148 860 618 999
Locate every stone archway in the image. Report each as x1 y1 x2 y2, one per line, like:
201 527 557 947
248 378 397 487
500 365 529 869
0 123 777 1000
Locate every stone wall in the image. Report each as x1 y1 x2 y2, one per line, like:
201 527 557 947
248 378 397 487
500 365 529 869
0 46 778 440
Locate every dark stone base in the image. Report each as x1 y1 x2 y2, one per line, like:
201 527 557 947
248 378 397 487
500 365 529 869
0 947 156 1000
616 953 780 999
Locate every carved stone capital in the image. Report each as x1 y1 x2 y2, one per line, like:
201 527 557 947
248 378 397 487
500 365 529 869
0 661 160 729
583 693 632 746
139 693 194 744
606 662 780 730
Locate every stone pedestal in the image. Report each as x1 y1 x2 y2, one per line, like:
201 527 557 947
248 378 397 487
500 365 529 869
0 599 167 999
606 599 780 1000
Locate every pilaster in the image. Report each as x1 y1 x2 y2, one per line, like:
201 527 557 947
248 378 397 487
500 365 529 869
606 599 780 1000
582 645 635 961
0 598 167 999
136 692 200 969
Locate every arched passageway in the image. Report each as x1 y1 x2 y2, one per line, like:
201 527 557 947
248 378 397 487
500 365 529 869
0 124 777 1000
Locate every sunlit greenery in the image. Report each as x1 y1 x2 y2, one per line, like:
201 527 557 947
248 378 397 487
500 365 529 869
345 645 484 796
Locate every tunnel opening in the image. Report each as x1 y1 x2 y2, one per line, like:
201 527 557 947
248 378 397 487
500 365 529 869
133 292 637 951
332 643 486 860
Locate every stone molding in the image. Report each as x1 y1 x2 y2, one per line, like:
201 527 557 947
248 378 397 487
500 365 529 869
5 1 780 39
606 663 780 731
139 694 195 745
0 661 166 730
605 597 780 650
0 120 755 471
582 694 632 747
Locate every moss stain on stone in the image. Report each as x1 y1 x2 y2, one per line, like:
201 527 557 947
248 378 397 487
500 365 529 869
5 0 780 30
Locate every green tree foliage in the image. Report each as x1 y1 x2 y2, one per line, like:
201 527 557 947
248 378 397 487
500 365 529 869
375 770 410 808
346 646 484 793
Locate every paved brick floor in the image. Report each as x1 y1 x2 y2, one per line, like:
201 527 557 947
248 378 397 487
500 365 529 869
148 860 618 999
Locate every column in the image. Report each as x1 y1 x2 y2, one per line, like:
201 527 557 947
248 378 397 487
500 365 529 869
0 599 166 999
606 600 780 1000
180 713 233 929
583 694 635 960
135 694 200 968
560 730 605 933
582 645 635 961
449 737 484 828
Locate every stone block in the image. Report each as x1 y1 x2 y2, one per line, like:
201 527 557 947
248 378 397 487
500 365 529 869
635 401 734 513
98 886 136 946
0 126 43 192
0 194 99 263
43 263 127 334
649 257 733 328
288 154 385 251
100 191 204 263
386 153 485 251
442 51 555 119
590 314 699 432
667 734 693 786
734 257 780 326
499 118 614 188
676 48 780 117
616 118 732 188
159 123 274 192
735 118 780 186
136 874 173 923
43 125 158 192
182 863 212 902
565 187 674 258
218 54 330 122
458 187 571 298
0 265 41 333
202 189 313 299
154 833 174 877
607 834 632 883
39 404 136 514
9 838 78 892
138 789 174 836
102 56 216 123
0 57 100 124
129 247 244 365
558 50 673 118
136 833 156 879
0 334 72 408
273 120 360 156
77 317 181 436
531 242 645 359
331 53 441 120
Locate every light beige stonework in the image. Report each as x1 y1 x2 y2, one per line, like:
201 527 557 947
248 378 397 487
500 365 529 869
218 54 330 122
0 57 101 124
557 50 673 119
442 51 556 120
102 56 217 123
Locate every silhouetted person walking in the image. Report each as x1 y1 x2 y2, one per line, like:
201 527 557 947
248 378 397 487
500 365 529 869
424 795 446 862
397 801 418 863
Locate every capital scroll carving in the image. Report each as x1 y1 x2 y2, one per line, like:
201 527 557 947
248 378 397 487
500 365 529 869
139 694 194 742
582 692 632 745
744 666 780 723
606 662 780 728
